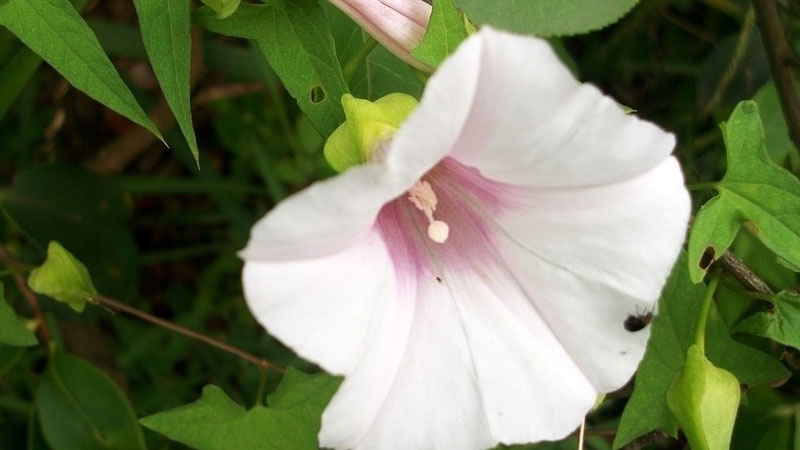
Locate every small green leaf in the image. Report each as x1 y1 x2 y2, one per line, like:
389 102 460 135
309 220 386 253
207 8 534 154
0 283 37 347
28 241 97 312
0 163 139 298
37 351 147 450
133 0 199 164
0 0 163 140
199 0 240 18
453 0 638 37
140 367 341 449
613 252 788 449
667 345 741 450
195 0 349 137
735 290 800 350
688 101 800 282
411 0 468 67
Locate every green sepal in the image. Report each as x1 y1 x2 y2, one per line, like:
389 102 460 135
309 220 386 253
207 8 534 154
28 241 98 312
324 93 418 172
666 345 741 450
199 0 240 18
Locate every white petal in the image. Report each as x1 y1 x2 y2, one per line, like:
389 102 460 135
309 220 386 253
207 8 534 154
491 157 690 391
241 163 410 261
325 267 597 450
405 26 676 188
242 228 409 375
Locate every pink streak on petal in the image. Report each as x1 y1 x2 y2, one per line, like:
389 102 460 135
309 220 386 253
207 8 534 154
376 157 511 282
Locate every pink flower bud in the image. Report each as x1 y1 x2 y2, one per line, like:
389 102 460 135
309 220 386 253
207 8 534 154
328 0 432 69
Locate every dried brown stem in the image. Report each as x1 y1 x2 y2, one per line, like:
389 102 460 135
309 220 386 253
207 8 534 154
752 0 800 152
718 251 774 294
96 295 283 374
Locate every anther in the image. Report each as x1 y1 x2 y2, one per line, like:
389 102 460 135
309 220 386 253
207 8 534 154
408 180 450 244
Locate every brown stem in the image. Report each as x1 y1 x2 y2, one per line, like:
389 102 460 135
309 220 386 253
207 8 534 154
621 430 672 450
0 247 52 344
95 295 283 374
718 251 774 294
752 0 800 152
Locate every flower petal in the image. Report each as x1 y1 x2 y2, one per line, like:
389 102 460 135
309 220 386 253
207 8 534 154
242 228 411 375
403 26 676 188
491 157 690 391
332 268 597 450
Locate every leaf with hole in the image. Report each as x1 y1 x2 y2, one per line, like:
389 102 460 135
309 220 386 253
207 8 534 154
140 367 341 449
0 0 162 139
687 101 800 283
37 351 147 450
195 0 348 137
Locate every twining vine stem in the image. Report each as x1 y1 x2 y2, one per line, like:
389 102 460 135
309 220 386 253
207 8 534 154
95 295 284 374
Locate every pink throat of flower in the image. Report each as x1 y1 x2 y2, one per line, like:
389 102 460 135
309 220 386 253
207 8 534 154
376 157 509 279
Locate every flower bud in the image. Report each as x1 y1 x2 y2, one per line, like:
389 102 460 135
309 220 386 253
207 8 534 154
324 93 418 172
327 0 431 69
667 345 741 450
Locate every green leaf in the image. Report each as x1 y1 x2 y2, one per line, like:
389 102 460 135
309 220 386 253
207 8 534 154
666 345 741 450
27 241 97 312
735 290 800 350
37 351 147 450
453 0 638 37
0 0 163 140
0 163 139 298
199 0 241 19
732 388 795 450
140 367 341 449
411 0 467 67
753 81 798 166
323 2 422 100
0 283 37 346
613 253 788 449
133 0 199 163
195 0 349 137
687 101 800 282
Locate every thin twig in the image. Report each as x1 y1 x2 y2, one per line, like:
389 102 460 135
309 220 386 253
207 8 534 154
95 295 284 374
0 247 52 344
752 0 800 160
718 251 774 294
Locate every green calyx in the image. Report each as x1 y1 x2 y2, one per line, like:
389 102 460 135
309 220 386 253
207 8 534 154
666 344 741 450
324 93 418 172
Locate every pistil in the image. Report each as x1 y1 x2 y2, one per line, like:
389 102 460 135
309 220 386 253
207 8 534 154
407 180 450 244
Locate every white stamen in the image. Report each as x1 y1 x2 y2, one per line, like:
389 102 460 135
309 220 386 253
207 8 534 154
408 180 450 244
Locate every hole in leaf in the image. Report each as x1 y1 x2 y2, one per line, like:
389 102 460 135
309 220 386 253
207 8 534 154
699 247 716 270
310 85 326 104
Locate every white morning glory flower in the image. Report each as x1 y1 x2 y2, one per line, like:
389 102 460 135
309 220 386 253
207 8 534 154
241 27 690 450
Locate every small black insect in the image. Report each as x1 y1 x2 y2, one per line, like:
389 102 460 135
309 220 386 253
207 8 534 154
435 276 442 283
624 312 653 332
